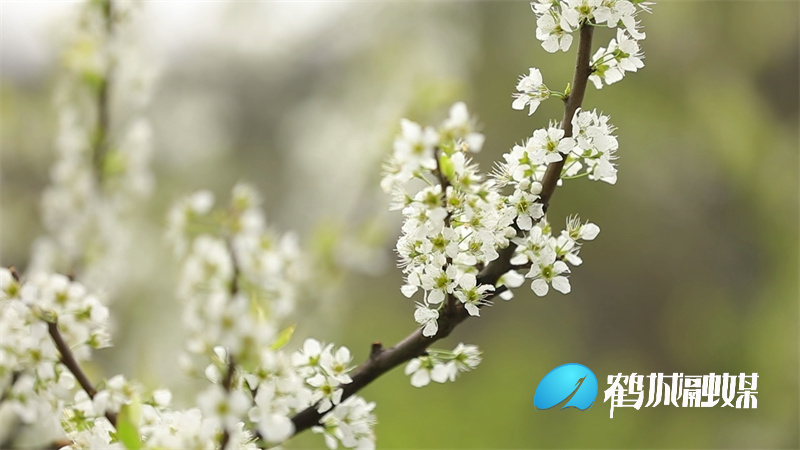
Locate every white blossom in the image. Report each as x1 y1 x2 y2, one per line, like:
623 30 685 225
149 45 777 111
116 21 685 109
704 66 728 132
535 5 575 53
313 396 377 450
512 68 550 115
590 30 645 90
414 304 440 337
527 126 576 165
527 247 572 296
442 102 485 153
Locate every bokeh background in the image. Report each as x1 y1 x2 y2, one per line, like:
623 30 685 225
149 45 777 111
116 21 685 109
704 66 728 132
1 1 798 448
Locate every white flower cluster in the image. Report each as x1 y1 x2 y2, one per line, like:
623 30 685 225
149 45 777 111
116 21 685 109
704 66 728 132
0 269 232 450
313 396 377 450
0 268 105 441
60 376 139 449
565 108 620 183
167 186 376 449
2 184 378 449
497 108 619 187
141 405 254 450
508 216 600 297
0 269 111 425
382 103 519 337
292 339 354 413
404 343 482 388
383 0 650 390
30 0 156 291
383 104 610 342
60 377 258 450
531 0 651 88
169 184 302 365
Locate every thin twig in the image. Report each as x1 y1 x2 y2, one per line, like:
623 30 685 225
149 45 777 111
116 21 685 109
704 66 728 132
290 20 596 437
47 321 118 426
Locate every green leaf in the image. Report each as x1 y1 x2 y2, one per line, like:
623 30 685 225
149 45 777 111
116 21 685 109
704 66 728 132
271 324 296 350
439 154 455 181
116 394 142 450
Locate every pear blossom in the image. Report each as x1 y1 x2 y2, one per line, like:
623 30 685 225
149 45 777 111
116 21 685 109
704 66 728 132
568 108 619 183
313 396 377 450
404 343 482 388
590 29 645 89
527 247 572 296
562 0 601 28
414 304 440 337
249 384 296 443
508 189 544 230
527 126 576 164
497 270 526 300
404 356 437 388
512 68 550 114
453 273 495 316
197 385 252 431
442 102 485 152
536 8 575 53
452 343 482 372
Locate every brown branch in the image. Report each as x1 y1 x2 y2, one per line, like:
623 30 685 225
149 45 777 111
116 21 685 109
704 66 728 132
47 321 118 426
290 19 596 438
540 23 595 209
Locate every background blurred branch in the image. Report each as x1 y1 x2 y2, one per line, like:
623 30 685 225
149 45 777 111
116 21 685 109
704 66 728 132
90 0 115 187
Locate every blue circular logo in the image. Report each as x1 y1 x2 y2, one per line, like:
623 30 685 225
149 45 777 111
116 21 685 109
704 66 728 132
534 363 598 411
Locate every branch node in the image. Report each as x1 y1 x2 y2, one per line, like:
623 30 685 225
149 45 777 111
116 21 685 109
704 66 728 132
369 342 384 360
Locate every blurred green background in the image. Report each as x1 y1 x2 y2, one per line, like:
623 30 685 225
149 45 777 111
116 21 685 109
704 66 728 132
1 1 798 448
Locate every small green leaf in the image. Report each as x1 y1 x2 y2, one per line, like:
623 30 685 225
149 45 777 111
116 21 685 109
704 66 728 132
439 154 455 181
271 324 296 350
116 395 142 450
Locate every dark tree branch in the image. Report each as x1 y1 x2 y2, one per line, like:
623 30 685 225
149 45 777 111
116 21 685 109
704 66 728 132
47 321 117 426
540 23 595 209
290 20 596 437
